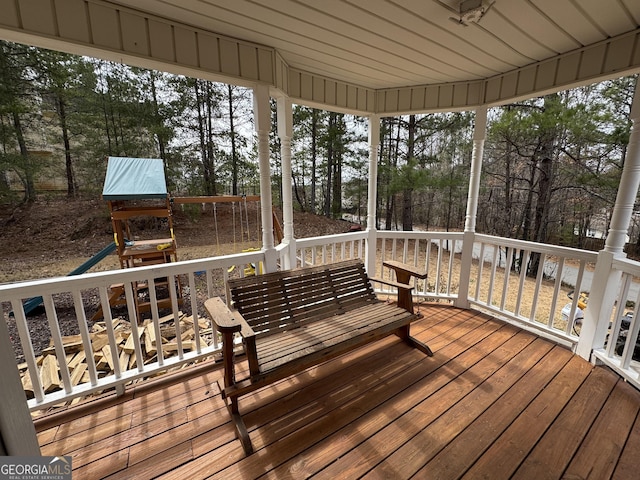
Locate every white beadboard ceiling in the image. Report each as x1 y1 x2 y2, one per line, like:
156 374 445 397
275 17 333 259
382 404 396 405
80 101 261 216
1 0 639 112
113 0 640 89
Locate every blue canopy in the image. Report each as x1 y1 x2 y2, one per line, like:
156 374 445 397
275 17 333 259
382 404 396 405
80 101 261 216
102 157 168 200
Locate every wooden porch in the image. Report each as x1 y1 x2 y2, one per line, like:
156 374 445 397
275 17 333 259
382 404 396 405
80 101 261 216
34 304 640 479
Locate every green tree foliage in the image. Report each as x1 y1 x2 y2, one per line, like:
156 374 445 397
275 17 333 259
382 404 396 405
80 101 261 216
0 41 257 202
290 107 366 218
482 77 636 271
378 112 473 230
30 49 97 197
1 39 638 258
0 41 40 202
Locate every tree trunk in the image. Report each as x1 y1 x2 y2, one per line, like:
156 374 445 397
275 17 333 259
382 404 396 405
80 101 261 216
194 82 208 194
228 84 239 195
331 115 343 219
12 112 35 202
324 113 336 217
383 119 395 230
100 90 113 155
194 81 215 195
528 94 559 277
104 75 121 153
446 168 455 231
376 120 387 229
503 142 513 237
528 155 554 277
57 97 76 197
533 157 554 244
386 118 401 230
311 109 318 213
149 73 167 161
402 115 416 231
205 83 216 195
293 173 306 212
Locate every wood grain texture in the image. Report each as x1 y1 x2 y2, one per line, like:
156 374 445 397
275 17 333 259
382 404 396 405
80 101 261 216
35 305 640 480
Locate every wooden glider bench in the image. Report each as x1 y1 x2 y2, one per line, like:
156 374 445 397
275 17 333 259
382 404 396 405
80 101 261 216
204 258 433 455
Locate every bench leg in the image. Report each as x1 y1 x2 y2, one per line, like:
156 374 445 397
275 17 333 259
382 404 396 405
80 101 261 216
396 325 433 357
227 395 254 455
220 331 254 455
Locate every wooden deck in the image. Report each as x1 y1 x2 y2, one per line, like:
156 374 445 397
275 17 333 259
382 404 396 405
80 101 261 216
34 304 640 479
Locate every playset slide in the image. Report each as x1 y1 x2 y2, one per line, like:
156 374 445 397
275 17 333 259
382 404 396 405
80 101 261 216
20 242 117 316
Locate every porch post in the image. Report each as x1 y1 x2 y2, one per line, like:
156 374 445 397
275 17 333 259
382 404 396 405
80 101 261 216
365 114 380 275
253 84 277 272
0 317 40 455
576 78 640 359
277 94 296 269
456 106 487 308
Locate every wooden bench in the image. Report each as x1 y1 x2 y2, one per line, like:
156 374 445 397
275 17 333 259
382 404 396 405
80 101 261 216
204 259 432 455
383 259 429 313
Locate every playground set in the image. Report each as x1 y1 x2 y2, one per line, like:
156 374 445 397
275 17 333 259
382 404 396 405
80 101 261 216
93 156 182 319
22 156 280 318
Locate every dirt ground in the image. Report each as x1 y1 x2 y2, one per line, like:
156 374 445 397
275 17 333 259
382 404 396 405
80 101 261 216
0 196 358 283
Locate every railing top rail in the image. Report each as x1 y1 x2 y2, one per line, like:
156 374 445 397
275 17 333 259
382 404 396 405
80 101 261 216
612 256 640 277
376 230 464 240
474 234 598 262
294 230 467 247
295 230 368 246
0 250 264 298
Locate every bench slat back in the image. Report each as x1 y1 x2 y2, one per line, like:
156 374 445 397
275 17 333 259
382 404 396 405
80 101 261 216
228 259 377 338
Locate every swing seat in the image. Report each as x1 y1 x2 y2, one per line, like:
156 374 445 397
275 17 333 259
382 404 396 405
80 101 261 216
205 259 433 455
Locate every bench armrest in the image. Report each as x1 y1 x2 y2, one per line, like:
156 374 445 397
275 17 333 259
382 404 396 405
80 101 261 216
369 277 413 292
383 260 428 280
204 297 255 338
369 276 416 313
205 296 259 387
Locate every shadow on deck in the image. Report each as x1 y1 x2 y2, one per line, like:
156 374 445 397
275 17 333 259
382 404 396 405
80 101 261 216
34 304 640 479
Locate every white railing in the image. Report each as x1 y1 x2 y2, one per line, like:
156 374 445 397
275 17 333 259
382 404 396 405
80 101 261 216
369 231 597 347
375 231 464 303
2 228 636 413
1 250 263 412
292 229 464 303
592 256 640 389
469 234 598 347
294 231 368 266
293 230 599 346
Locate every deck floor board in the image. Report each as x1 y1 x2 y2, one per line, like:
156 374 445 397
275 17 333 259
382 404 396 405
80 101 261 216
34 305 640 480
459 353 593 479
415 345 574 479
613 405 640 478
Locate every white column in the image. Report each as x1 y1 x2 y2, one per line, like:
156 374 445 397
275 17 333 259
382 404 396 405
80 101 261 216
365 114 380 275
464 106 487 234
456 107 487 308
604 84 640 254
577 79 640 359
0 317 40 455
277 95 295 269
253 84 277 272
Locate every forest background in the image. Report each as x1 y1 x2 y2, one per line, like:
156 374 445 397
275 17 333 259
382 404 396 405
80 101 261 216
1 40 639 256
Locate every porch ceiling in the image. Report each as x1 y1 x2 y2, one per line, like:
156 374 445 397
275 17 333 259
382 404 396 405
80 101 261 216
120 0 640 89
1 0 640 113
